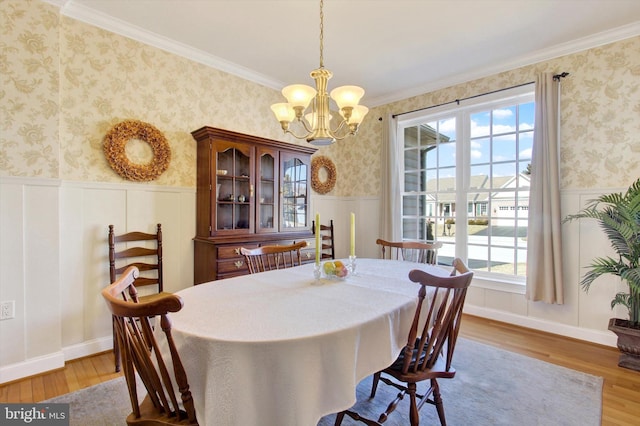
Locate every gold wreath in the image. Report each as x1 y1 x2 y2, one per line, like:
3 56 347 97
311 155 337 194
103 120 171 181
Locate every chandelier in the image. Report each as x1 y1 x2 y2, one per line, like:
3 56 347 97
270 0 369 146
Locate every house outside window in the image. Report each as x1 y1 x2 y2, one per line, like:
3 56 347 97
398 87 534 281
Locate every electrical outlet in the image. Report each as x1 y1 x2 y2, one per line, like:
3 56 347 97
0 300 15 320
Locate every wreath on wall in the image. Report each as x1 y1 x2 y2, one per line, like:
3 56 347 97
103 119 171 181
311 155 337 194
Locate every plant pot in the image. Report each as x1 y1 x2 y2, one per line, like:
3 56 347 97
608 318 640 371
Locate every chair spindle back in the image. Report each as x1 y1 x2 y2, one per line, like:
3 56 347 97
240 241 307 274
376 239 443 265
102 266 198 425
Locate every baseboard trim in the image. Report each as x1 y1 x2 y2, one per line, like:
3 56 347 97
62 336 113 361
0 337 112 385
0 352 64 384
464 305 618 347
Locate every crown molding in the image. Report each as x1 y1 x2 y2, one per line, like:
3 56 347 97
57 1 284 92
50 1 639 108
369 21 640 107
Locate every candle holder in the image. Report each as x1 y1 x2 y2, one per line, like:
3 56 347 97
313 262 321 281
348 255 357 275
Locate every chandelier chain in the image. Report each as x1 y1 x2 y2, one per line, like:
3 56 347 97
319 0 324 68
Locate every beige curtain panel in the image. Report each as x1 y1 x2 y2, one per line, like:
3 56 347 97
381 114 401 242
525 72 565 304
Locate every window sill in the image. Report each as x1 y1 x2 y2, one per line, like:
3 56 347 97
469 271 526 295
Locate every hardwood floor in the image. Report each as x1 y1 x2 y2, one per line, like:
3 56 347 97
0 348 122 404
1 314 639 425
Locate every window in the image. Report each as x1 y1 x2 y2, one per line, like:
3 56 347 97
398 87 534 281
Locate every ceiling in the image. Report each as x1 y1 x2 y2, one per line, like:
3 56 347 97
51 0 640 107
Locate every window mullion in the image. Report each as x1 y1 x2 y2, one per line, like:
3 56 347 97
455 112 469 263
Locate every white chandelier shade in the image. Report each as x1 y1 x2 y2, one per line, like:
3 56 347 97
330 85 365 110
281 85 317 110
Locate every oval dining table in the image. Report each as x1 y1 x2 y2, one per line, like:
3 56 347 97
161 258 450 426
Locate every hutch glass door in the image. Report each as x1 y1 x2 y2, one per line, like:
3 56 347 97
281 154 309 231
257 149 277 233
216 146 252 232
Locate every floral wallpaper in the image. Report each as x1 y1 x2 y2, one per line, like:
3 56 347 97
1 0 60 178
335 35 640 196
2 0 639 194
1 0 301 185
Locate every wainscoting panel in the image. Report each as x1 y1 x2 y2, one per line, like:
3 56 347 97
0 177 196 383
0 180 622 382
0 178 63 383
1 180 30 368
59 182 196 351
24 184 61 358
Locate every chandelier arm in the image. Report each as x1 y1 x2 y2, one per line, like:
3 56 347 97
297 117 315 134
283 127 313 141
284 116 360 143
329 118 350 136
331 133 351 142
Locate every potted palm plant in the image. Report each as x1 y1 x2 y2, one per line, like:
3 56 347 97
564 178 640 371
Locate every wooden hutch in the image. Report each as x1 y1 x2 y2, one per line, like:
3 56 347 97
192 126 317 284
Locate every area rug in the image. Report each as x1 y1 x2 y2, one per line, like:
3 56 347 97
44 338 603 425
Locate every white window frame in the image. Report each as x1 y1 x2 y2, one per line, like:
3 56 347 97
395 85 534 292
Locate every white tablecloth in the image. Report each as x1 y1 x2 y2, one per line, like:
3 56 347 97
166 258 449 426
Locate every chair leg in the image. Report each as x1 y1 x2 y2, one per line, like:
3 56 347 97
370 372 381 398
408 382 420 426
334 411 345 425
432 379 446 426
112 315 120 372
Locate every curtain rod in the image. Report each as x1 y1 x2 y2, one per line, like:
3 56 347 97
390 72 569 119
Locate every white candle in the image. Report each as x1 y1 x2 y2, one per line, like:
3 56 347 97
350 212 355 257
315 213 321 265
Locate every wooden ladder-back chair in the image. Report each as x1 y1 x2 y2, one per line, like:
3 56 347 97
240 241 307 274
312 219 335 260
102 266 198 425
335 258 474 426
376 239 443 265
109 224 170 372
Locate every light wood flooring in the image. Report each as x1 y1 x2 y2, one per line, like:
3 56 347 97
1 315 639 425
